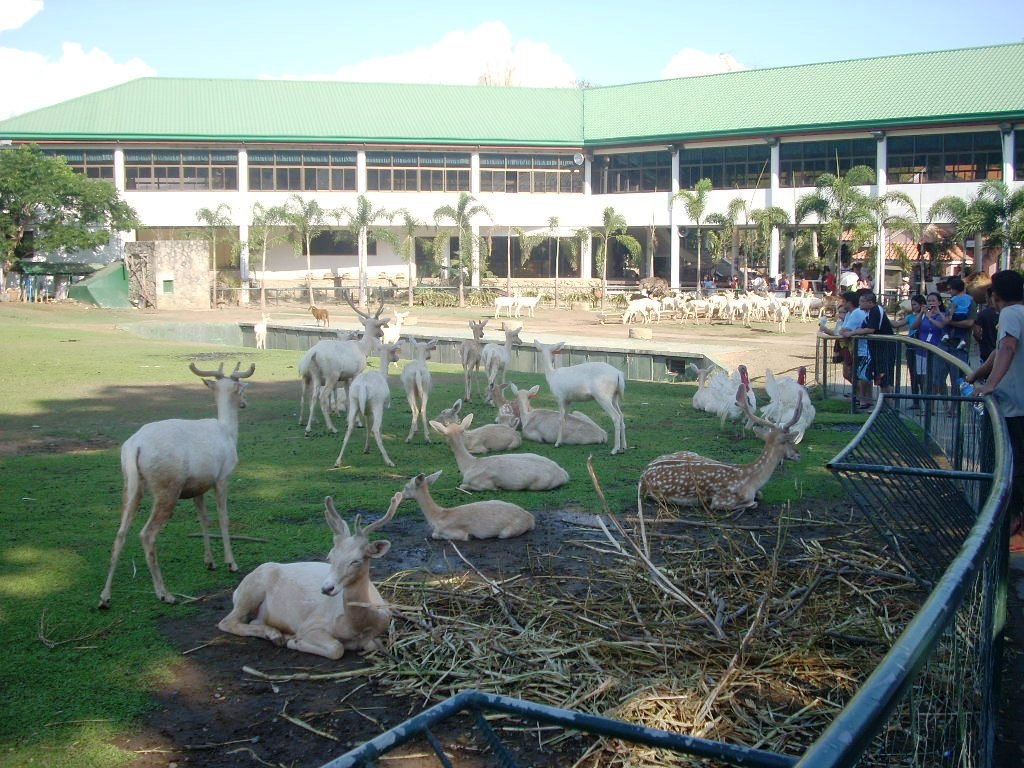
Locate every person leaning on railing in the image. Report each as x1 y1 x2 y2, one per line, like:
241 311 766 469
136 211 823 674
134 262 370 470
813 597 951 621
965 270 1024 552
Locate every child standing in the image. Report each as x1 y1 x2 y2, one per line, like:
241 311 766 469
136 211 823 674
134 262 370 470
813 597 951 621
941 276 975 352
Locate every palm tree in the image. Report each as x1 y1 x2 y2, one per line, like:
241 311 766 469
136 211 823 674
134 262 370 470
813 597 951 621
977 179 1024 270
672 178 712 287
433 192 492 308
592 207 642 310
750 206 791 278
336 195 395 309
547 216 563 309
248 202 288 311
926 192 990 273
393 209 422 308
789 195 822 278
869 191 919 288
282 195 330 307
193 203 238 308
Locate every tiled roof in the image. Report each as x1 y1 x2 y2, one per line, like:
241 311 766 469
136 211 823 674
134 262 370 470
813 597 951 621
1 43 1021 146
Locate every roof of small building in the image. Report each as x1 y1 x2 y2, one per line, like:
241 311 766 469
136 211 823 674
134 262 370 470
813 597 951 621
1 43 1022 146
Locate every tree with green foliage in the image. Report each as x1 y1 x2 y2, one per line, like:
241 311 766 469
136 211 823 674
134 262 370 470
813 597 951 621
248 202 289 311
433 192 491 308
591 207 642 310
393 209 423 308
547 216 564 309
0 144 138 290
335 195 396 309
193 204 239 307
672 178 712 286
750 206 791 279
976 179 1024 270
282 195 330 307
926 191 991 273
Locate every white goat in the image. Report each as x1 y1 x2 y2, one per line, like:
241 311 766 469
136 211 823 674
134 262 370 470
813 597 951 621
494 296 517 318
381 310 408 345
509 383 607 445
481 324 521 403
334 342 402 468
622 297 661 324
514 295 540 318
254 315 268 350
401 337 438 443
436 399 522 454
534 340 627 454
304 294 388 434
400 471 535 540
640 386 803 510
461 319 488 402
99 361 256 608
217 493 398 659
429 413 569 491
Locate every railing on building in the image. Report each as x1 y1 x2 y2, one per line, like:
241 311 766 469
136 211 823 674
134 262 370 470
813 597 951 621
313 333 1011 767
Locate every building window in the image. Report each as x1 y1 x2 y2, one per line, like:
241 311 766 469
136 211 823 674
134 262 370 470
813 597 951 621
248 150 357 191
1015 130 1023 182
680 145 771 190
778 139 875 187
125 150 238 191
42 148 115 180
594 151 672 194
886 132 1002 184
307 231 376 256
479 154 583 194
366 151 470 192
162 279 174 294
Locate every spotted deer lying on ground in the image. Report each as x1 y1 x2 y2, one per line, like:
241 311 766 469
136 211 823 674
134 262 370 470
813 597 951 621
639 385 802 510
217 494 398 659
99 361 256 608
400 471 534 540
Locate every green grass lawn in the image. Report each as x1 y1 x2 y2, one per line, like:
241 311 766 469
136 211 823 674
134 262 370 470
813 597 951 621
0 302 860 768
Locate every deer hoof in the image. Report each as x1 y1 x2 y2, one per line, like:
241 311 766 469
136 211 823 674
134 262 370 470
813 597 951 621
159 594 178 605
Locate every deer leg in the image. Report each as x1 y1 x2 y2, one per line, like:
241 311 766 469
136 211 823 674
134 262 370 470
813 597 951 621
369 406 394 467
405 391 418 443
213 480 237 572
217 568 285 645
317 376 339 434
554 405 567 447
139 495 179 604
286 629 346 660
334 409 359 467
192 494 215 569
98 476 144 609
418 394 431 444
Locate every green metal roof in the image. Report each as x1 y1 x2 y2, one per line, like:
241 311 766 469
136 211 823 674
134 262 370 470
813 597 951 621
1 43 1022 147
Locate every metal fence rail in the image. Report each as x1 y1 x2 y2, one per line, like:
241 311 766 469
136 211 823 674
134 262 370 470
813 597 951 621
317 333 1011 768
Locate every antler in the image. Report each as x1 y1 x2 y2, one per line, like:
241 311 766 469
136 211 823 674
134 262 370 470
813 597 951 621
229 362 256 380
343 290 369 319
781 396 804 432
357 492 402 537
733 384 777 431
189 361 226 378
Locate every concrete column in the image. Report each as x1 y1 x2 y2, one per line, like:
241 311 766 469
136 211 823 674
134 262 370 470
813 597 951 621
584 156 592 196
238 147 248 193
874 133 888 291
670 146 680 289
580 232 593 280
113 147 125 192
357 149 367 194
768 139 781 278
1001 125 1015 270
471 151 480 195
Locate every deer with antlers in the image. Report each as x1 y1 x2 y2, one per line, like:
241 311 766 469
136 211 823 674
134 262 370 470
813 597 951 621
99 361 256 608
640 385 802 510
217 493 398 659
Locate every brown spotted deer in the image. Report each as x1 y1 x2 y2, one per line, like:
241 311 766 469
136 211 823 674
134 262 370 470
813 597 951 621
435 398 521 454
639 385 802 510
429 413 569 491
99 361 256 608
217 493 398 659
400 471 534 540
461 319 488 402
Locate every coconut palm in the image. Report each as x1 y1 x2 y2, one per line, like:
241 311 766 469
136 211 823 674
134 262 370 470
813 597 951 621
547 216 563 309
193 203 239 308
870 191 919 287
977 179 1024 270
750 206 791 278
926 192 991 272
672 178 712 287
591 207 642 310
433 192 492 308
336 195 395 309
393 209 422 308
248 202 288 311
282 195 330 307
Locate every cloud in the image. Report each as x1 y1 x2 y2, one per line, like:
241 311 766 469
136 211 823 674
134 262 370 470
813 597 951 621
0 0 43 34
0 42 154 120
661 48 747 79
274 21 577 88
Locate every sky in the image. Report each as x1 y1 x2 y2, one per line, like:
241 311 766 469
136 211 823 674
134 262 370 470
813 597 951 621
1 0 1023 121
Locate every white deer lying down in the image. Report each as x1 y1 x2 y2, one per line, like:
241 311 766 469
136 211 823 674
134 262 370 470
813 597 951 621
509 383 607 445
99 361 256 608
217 494 398 660
640 385 802 510
436 399 522 454
430 413 569 491
534 340 627 454
400 471 534 540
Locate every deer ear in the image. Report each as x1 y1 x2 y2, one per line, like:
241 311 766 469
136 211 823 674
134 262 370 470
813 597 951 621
429 419 446 434
528 385 540 396
425 470 442 485
366 540 391 558
462 413 475 428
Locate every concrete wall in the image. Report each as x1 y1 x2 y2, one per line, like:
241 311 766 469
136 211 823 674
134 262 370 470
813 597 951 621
126 240 211 309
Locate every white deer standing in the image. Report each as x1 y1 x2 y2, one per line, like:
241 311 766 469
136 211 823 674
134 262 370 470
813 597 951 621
640 385 802 510
99 361 256 608
400 471 535 540
334 342 402 467
429 413 569 491
253 315 268 350
460 319 488 402
401 337 438 443
381 310 409 345
217 494 398 659
481 325 521 403
534 340 627 454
